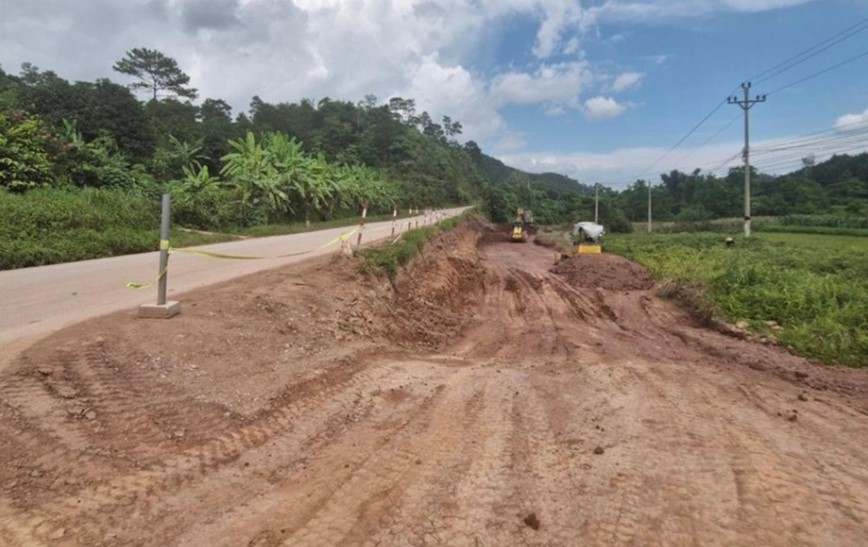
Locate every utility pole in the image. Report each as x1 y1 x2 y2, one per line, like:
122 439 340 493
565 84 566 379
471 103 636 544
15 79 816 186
727 82 766 237
594 183 599 224
647 181 652 233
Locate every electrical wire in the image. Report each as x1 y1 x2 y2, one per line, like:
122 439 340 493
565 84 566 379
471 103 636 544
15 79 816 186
765 48 868 95
671 113 742 168
596 20 868 188
750 16 868 84
629 96 734 182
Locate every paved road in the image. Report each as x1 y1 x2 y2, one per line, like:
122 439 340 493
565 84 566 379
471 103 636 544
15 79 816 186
0 208 468 351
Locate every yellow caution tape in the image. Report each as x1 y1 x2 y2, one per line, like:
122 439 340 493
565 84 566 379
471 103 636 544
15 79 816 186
171 248 262 260
126 265 168 290
171 226 359 260
127 226 361 288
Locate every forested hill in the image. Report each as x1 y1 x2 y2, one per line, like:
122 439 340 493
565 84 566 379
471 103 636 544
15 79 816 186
2 49 864 236
0 51 591 231
473 152 593 195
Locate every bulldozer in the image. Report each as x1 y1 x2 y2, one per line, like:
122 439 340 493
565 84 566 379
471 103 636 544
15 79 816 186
510 208 534 242
510 220 528 242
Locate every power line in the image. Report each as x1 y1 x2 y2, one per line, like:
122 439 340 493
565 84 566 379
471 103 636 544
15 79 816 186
751 118 868 151
699 118 868 172
602 20 868 190
630 96 734 182
750 16 868 84
766 48 868 95
672 113 741 167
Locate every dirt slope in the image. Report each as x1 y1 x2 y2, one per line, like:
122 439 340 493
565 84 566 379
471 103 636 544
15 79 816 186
1 221 867 546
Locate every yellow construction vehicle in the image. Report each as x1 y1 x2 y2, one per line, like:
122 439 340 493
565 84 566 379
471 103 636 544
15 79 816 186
511 221 528 242
511 208 532 242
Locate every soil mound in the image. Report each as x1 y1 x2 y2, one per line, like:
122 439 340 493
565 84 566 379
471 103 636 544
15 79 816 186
552 253 655 291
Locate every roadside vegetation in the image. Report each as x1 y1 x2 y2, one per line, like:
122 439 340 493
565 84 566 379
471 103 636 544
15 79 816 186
606 232 868 368
0 49 586 269
358 211 475 282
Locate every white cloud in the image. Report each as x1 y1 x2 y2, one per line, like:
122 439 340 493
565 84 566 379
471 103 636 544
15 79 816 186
488 62 592 109
499 123 868 188
587 0 817 22
500 141 741 185
642 54 671 65
492 133 527 153
583 96 629 121
0 0 824 156
835 108 868 130
532 1 595 58
562 37 581 55
400 55 507 142
611 71 644 92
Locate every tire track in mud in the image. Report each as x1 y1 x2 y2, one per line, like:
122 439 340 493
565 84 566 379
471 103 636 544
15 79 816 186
641 361 868 545
282 366 486 546
173 361 463 547
507 376 584 546
369 368 522 546
0 359 403 544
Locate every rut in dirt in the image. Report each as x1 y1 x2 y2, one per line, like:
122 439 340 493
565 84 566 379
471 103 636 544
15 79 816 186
1 220 868 547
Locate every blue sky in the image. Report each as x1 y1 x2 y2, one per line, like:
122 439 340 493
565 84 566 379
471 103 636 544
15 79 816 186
1 0 867 188
492 1 868 186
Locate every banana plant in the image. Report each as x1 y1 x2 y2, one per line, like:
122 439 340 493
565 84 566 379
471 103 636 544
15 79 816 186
289 152 333 227
221 132 289 212
179 164 220 193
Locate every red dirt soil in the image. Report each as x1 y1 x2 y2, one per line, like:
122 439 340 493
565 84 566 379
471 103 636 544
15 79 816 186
1 220 867 546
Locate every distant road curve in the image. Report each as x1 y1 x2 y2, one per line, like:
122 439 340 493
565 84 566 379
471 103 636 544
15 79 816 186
0 207 470 352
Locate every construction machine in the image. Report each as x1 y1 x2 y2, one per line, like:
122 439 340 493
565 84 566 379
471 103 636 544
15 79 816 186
553 221 606 262
572 221 604 254
511 208 533 242
511 221 528 242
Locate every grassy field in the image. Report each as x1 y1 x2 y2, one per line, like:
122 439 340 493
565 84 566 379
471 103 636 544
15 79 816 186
635 216 868 237
605 231 868 368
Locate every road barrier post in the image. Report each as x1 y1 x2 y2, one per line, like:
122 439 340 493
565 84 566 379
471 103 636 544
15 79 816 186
391 204 397 239
138 194 181 319
356 203 368 249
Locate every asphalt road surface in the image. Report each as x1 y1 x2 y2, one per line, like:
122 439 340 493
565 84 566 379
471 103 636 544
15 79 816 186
0 208 468 356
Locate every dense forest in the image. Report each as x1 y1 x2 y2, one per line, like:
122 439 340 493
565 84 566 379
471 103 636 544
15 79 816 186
0 48 597 233
1 47 866 246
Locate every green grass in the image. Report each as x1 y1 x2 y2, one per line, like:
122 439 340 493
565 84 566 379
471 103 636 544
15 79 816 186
758 224 868 237
358 210 477 282
605 231 868 367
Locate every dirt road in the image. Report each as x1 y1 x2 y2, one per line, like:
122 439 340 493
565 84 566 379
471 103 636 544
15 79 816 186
1 221 867 546
0 209 465 354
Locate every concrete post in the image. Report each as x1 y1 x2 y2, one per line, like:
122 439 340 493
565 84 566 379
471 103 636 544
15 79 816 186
138 193 180 318
157 194 170 305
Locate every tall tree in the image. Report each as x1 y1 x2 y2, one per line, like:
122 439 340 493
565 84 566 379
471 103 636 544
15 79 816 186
112 48 197 101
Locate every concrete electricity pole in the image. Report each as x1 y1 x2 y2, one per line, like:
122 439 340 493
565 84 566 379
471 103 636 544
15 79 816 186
594 183 599 224
647 181 652 233
727 82 766 237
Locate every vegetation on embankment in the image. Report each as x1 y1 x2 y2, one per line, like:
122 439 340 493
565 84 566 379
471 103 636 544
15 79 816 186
0 188 423 270
605 231 868 368
0 188 223 269
358 210 476 282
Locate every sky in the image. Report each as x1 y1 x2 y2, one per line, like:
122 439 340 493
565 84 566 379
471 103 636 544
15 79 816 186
1 0 867 188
